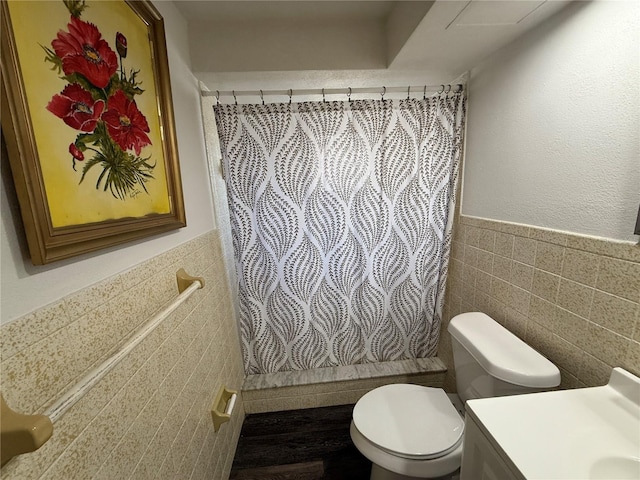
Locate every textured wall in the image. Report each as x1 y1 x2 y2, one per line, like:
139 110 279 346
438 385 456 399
439 215 639 392
462 1 640 242
0 231 245 479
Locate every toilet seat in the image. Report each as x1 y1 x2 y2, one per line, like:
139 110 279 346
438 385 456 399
352 384 464 460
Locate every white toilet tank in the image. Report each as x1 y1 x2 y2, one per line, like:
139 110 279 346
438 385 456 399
448 312 560 404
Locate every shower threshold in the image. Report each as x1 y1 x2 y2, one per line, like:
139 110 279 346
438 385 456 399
241 357 447 414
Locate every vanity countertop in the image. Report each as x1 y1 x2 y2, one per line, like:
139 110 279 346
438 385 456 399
465 368 640 479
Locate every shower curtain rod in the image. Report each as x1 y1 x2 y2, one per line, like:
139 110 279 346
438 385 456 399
202 84 464 101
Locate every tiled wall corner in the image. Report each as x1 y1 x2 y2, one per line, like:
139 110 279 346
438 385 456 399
0 231 245 480
440 215 640 390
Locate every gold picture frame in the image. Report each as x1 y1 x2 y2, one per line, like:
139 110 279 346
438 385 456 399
1 0 185 265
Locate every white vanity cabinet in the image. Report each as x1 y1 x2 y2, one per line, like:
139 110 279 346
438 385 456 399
459 368 640 480
460 410 522 480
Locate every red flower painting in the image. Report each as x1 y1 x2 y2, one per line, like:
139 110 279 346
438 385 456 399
43 1 155 200
47 83 104 132
102 90 151 156
52 16 118 89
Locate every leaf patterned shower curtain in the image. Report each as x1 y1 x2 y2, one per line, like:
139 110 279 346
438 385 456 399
214 96 466 374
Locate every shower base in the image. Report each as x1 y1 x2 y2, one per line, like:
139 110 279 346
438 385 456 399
242 357 447 414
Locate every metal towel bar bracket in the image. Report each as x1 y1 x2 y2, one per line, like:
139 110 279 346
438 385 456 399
176 268 205 293
0 395 53 466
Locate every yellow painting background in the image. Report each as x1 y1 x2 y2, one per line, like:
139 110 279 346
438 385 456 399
7 0 171 228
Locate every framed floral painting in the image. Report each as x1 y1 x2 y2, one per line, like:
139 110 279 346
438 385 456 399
1 0 185 264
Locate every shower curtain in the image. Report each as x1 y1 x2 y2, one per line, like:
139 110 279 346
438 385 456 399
214 95 465 374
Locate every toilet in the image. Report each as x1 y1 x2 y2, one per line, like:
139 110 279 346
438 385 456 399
350 312 561 480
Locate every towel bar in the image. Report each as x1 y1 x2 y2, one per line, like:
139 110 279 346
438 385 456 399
0 268 204 465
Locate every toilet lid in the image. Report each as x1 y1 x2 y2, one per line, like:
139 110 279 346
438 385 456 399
353 384 464 460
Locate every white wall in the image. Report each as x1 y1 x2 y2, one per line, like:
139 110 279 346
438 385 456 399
191 18 386 73
462 0 640 242
0 1 214 324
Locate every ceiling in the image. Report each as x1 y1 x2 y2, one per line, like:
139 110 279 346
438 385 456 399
173 0 572 87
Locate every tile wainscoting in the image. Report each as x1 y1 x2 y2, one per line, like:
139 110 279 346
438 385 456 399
0 231 245 479
439 215 640 391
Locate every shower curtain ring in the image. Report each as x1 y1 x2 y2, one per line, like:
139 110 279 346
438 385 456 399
423 85 427 100
288 89 292 104
260 89 264 105
407 86 410 100
456 84 463 93
232 90 237 105
215 90 220 105
446 85 452 95
439 85 445 95
348 87 352 102
381 86 386 100
322 88 326 103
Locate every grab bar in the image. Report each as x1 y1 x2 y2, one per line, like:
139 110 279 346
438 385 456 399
0 268 204 464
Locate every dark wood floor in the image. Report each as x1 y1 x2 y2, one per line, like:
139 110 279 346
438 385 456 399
230 404 372 480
